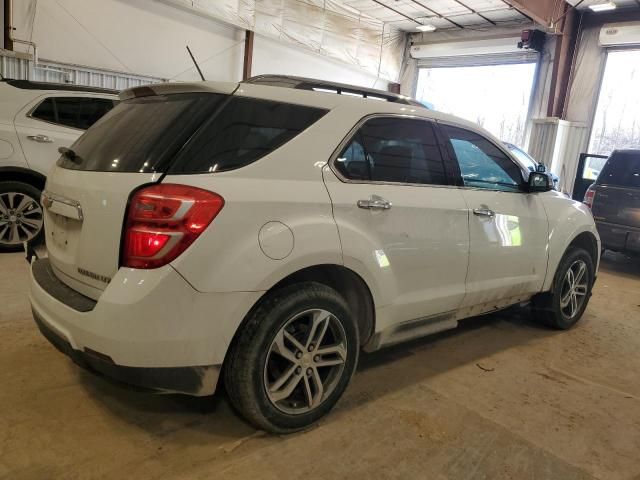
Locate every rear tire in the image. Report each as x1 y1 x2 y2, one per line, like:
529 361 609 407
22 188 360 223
0 181 44 252
224 282 359 434
532 247 594 329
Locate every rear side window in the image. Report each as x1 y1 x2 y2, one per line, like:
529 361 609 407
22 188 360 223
31 97 115 130
31 98 56 123
168 97 327 174
56 98 115 129
597 151 640 188
334 117 448 185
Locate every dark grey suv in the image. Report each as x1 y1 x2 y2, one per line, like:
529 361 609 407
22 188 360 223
584 150 640 256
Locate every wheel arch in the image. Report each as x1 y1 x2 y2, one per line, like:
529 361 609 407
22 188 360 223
0 167 47 191
544 230 600 292
226 264 376 364
568 231 599 267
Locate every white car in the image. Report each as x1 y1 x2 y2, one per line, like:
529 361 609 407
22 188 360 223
29 76 600 433
0 79 117 250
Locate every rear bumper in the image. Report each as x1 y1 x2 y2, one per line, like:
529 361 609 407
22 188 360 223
32 308 219 395
29 258 262 396
596 221 640 255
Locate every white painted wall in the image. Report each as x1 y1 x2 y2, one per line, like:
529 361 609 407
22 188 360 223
252 35 389 90
12 0 244 82
11 0 390 89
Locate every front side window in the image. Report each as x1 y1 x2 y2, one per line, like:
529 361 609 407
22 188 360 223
334 117 447 185
443 125 523 192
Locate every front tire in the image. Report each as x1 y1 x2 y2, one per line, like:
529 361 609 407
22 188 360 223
0 181 44 252
533 247 595 329
224 282 359 434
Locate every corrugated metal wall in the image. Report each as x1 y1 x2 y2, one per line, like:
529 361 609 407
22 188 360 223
0 50 163 90
529 118 589 195
0 51 30 79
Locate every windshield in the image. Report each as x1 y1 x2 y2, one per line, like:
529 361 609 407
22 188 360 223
506 144 537 172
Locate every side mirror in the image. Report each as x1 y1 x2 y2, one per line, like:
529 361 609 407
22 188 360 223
528 172 552 192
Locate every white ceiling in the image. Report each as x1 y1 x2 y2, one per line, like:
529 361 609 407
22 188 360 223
338 0 640 32
339 0 533 31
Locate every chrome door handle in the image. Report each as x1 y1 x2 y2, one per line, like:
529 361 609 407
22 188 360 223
27 134 53 143
473 208 495 217
357 195 392 210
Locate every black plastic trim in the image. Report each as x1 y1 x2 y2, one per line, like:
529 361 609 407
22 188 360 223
0 166 47 188
32 258 97 312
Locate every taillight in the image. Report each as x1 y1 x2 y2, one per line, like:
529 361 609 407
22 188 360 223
123 184 224 269
583 185 596 209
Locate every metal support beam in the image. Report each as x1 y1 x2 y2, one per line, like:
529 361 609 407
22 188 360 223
4 0 13 51
547 6 580 118
502 0 562 26
409 0 465 28
242 30 254 81
371 0 421 26
451 0 497 25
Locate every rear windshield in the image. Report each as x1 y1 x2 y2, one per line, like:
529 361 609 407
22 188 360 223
597 151 640 188
60 93 327 173
60 93 224 173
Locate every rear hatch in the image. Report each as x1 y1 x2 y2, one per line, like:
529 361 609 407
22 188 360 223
592 150 640 229
43 85 235 299
42 82 330 300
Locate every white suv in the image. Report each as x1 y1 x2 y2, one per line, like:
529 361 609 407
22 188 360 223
0 79 117 250
29 76 600 433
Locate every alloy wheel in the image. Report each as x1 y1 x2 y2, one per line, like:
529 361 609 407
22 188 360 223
264 308 348 415
560 259 589 319
0 191 43 246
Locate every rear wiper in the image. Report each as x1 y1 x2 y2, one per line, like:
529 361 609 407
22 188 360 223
58 146 83 164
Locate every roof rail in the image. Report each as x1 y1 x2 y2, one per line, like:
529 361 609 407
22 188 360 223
243 74 424 107
1 79 117 95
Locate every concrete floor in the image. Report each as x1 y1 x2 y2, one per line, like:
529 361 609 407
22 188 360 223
1 252 639 480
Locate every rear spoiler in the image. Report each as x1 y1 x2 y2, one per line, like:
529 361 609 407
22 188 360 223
119 81 239 101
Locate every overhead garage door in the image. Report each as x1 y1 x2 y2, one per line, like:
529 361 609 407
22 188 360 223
412 37 539 147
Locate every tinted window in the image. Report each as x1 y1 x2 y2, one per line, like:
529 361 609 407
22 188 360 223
31 97 115 130
597 151 640 188
334 117 447 185
56 98 115 129
61 93 224 172
31 98 56 123
54 98 82 128
169 97 327 174
443 125 523 192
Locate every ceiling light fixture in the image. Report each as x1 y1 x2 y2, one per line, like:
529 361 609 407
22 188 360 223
588 1 617 12
416 24 437 32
